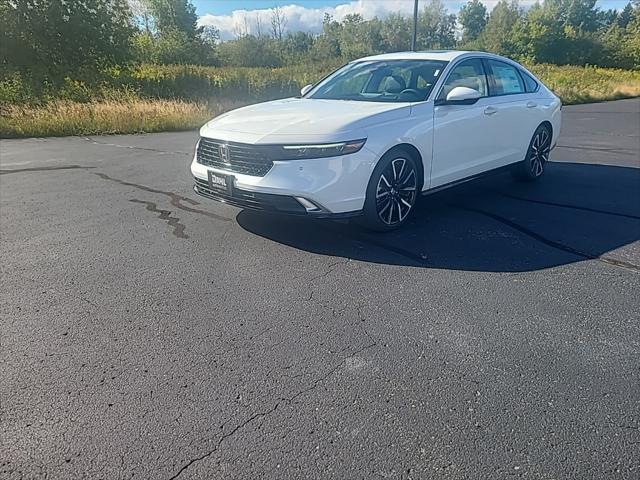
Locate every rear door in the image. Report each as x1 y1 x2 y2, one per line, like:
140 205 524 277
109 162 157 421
482 59 542 167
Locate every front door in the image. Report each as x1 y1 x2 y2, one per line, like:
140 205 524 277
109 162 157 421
431 58 498 188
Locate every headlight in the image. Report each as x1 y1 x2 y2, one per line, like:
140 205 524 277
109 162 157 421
277 138 367 159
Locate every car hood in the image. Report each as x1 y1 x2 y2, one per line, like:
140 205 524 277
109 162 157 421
200 98 412 143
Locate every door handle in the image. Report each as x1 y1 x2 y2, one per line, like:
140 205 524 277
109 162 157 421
484 106 498 116
526 101 537 108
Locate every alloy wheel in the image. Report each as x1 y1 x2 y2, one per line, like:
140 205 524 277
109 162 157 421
530 128 551 177
375 157 417 225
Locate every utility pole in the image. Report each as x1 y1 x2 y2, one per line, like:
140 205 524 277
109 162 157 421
411 0 418 51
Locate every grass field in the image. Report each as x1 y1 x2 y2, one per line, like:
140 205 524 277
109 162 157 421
0 100 214 138
1 63 639 138
528 64 640 104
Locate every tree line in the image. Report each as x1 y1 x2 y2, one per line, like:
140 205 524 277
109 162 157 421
222 0 639 69
1 0 639 86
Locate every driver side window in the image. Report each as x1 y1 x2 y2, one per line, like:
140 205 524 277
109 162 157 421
438 59 488 100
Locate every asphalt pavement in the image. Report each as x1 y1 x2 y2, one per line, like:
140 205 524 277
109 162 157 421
1 98 639 479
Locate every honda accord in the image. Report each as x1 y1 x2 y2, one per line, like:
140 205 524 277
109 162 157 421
191 50 561 230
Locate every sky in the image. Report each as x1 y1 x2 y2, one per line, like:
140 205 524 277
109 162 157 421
194 0 632 40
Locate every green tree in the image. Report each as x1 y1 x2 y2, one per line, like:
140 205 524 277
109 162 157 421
380 13 412 52
598 8 620 29
625 6 640 67
135 0 218 65
417 0 457 49
144 0 198 38
459 0 488 42
556 0 599 32
217 35 281 67
151 29 207 64
0 0 134 80
477 0 522 54
617 3 635 27
283 32 314 55
509 2 569 63
601 1 640 68
338 14 384 59
311 14 342 60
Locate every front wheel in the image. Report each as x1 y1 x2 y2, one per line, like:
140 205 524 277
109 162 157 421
513 124 552 181
359 149 419 231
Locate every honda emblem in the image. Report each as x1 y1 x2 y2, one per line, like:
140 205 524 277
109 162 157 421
218 144 230 164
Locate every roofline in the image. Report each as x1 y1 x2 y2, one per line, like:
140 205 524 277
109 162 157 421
354 50 527 65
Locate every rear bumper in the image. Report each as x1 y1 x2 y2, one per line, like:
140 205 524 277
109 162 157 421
193 178 361 218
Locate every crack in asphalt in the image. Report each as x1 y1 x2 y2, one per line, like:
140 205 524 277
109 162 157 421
352 232 430 266
167 339 377 480
93 172 230 222
493 191 640 220
168 403 281 480
0 165 230 225
129 199 188 239
303 289 350 318
5 165 635 274
307 259 351 282
83 137 192 157
459 205 640 273
169 263 377 479
318 223 430 267
302 259 355 318
0 165 93 175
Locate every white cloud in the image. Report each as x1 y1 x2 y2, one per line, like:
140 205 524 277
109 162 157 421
199 1 419 40
198 0 544 40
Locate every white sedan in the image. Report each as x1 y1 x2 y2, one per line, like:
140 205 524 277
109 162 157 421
191 50 561 230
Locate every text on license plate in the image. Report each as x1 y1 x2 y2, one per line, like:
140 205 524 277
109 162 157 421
209 173 227 188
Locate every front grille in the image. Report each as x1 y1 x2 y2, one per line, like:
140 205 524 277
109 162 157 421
197 137 273 177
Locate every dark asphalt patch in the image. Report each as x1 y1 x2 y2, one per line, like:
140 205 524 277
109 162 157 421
0 164 92 175
93 171 231 222
129 199 189 239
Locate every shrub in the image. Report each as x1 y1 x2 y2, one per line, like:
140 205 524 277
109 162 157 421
2 62 639 138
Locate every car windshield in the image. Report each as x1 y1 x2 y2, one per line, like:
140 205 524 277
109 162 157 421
308 60 447 103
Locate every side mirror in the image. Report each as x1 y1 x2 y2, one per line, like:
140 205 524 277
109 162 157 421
300 84 313 97
436 86 482 106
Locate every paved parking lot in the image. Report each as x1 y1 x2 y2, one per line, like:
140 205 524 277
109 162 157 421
1 98 639 479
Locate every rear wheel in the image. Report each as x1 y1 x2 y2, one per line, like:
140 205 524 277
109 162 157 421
513 124 552 181
359 149 419 231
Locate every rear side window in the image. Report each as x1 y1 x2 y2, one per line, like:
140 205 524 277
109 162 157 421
521 71 539 92
487 59 525 95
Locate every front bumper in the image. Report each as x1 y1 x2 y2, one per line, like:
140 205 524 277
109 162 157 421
190 147 377 215
193 178 360 218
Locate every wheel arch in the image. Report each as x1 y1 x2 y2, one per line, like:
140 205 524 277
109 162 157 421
379 143 425 191
539 120 553 137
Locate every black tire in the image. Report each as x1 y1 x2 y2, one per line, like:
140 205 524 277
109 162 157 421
358 148 420 232
513 124 552 181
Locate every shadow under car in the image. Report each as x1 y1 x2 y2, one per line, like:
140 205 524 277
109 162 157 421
236 162 640 273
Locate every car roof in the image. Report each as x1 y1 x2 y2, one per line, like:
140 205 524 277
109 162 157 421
355 50 501 63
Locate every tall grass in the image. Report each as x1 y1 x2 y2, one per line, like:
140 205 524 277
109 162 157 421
0 99 215 138
1 62 639 138
528 64 640 104
130 63 336 102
